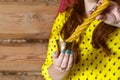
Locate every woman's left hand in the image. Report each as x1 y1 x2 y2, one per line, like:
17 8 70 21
91 0 120 27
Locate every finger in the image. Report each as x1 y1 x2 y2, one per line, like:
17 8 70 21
52 51 56 59
97 0 103 5
53 51 60 67
53 51 59 71
89 6 97 14
111 5 120 22
105 12 116 24
55 50 65 67
89 0 103 14
60 50 70 69
66 51 74 71
52 50 60 60
96 12 116 22
55 50 60 58
96 0 101 6
96 14 105 20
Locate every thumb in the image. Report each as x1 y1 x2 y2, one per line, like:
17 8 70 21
96 13 116 25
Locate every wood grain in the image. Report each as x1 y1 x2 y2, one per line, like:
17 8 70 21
0 42 48 71
0 0 60 79
0 75 44 80
0 0 60 71
0 0 59 39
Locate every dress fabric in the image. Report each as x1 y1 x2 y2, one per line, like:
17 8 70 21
41 11 120 80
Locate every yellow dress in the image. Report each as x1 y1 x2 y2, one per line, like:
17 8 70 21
41 11 120 80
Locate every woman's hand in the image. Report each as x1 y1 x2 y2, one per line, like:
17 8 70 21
48 48 78 80
53 50 74 72
90 0 120 27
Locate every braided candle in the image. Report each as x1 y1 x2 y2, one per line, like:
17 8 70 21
65 0 110 42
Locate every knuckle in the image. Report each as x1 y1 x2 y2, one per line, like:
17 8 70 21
61 62 67 68
55 60 62 66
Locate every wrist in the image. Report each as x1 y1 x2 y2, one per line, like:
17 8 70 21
48 64 69 80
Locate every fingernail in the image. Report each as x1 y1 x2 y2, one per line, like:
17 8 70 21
65 50 73 54
96 17 100 21
69 50 73 54
62 50 65 54
53 51 56 55
65 50 70 54
98 0 102 4
96 15 102 20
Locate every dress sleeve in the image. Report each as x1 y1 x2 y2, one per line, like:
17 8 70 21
41 11 69 80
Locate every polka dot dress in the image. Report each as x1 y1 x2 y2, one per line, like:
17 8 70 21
41 11 120 80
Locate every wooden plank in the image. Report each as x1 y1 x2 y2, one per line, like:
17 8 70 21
0 1 59 39
0 0 61 79
0 33 49 40
0 0 60 76
0 0 59 3
0 75 44 80
0 42 48 71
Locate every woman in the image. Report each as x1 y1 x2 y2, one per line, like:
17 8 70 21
42 0 120 80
